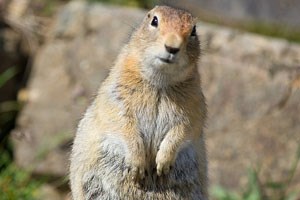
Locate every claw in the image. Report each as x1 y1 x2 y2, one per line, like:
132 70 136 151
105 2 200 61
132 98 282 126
155 149 176 176
157 164 163 176
156 163 174 176
139 168 145 179
123 166 130 177
131 167 138 180
124 164 146 183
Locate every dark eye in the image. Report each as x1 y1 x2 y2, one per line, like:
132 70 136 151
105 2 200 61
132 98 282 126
151 16 158 27
191 26 197 37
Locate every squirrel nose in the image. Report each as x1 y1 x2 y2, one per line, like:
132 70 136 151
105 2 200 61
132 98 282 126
165 45 180 54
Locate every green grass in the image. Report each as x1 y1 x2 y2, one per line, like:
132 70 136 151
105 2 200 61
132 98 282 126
211 145 300 200
0 67 20 132
0 149 42 200
244 22 300 43
87 0 155 8
0 67 18 88
196 11 300 43
0 67 41 200
31 0 68 16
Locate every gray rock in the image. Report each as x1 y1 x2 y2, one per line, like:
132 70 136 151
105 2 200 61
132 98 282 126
36 184 65 200
12 1 300 192
162 0 300 30
198 23 300 191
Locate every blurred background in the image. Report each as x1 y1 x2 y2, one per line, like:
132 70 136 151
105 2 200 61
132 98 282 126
0 0 299 199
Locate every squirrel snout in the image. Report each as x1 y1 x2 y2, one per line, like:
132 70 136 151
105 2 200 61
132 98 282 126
164 33 182 54
165 45 180 54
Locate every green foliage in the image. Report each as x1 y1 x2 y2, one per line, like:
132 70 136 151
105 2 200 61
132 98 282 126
0 68 61 198
211 169 262 200
211 186 240 200
87 0 156 8
0 67 38 199
31 0 64 16
211 145 300 200
242 22 300 44
0 67 20 133
0 150 41 200
0 67 18 88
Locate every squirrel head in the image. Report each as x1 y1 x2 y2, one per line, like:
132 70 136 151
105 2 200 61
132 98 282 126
130 6 200 86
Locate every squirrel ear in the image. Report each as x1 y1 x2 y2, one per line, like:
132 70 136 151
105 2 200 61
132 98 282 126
190 25 197 37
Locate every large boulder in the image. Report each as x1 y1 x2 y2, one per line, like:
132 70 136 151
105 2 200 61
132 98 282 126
163 0 300 30
12 1 300 192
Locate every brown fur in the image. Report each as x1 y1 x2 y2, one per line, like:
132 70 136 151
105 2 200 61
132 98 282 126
70 5 208 200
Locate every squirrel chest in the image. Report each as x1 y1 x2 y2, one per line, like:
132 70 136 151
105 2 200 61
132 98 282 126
70 5 208 199
108 76 203 156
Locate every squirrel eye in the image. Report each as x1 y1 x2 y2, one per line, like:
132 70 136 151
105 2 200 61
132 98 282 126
191 26 197 37
151 16 158 27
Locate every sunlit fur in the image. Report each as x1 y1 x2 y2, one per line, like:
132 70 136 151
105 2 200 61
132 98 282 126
70 6 207 200
130 6 201 87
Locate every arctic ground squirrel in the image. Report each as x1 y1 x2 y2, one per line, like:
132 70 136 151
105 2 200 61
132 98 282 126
70 5 208 200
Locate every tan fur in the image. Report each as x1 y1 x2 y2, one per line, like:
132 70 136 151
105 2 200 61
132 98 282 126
70 5 208 200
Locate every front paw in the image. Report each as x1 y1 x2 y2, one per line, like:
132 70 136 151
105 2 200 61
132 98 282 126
155 150 175 176
124 154 146 182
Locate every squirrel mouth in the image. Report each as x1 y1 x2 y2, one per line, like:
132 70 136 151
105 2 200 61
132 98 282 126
158 57 175 64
